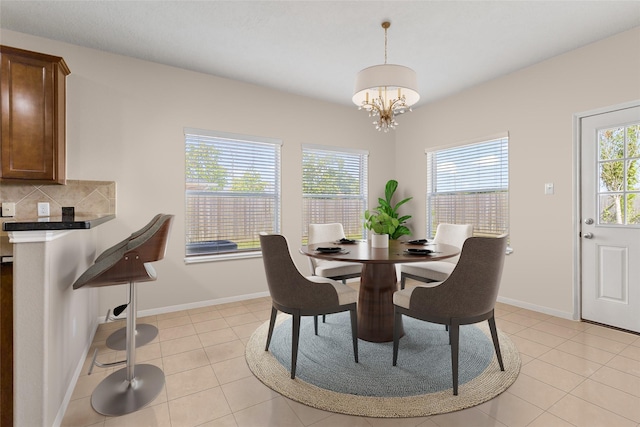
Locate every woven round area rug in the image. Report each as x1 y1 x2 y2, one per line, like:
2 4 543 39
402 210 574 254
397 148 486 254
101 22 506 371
245 312 520 418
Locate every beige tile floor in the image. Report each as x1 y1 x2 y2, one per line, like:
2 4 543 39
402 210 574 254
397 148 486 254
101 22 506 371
61 281 640 427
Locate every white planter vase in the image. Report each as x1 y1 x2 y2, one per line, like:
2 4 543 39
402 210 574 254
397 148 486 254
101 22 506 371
371 233 389 248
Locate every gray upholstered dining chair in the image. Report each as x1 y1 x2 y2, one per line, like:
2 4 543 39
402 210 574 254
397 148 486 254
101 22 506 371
400 223 473 289
392 234 508 395
259 233 359 379
307 223 362 284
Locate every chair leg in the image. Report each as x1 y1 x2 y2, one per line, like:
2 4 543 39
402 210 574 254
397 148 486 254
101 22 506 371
450 322 460 395
392 310 402 366
350 307 359 363
265 307 278 351
291 314 301 379
314 315 318 336
488 316 505 371
400 274 406 290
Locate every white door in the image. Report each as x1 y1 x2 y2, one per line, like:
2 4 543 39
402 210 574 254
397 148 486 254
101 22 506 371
581 105 640 333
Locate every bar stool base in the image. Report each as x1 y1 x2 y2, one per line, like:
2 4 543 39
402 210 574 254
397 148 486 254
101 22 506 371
106 324 158 350
91 364 165 416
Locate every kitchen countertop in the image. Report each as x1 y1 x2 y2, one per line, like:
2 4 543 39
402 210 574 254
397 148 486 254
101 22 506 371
2 214 115 231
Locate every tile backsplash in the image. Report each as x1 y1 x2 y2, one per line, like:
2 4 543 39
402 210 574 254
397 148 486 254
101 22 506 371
0 179 116 256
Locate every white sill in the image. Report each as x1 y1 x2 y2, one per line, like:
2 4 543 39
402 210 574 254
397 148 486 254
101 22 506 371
184 250 262 264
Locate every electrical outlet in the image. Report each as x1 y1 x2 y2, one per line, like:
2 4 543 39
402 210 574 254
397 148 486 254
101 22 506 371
1 202 16 217
37 202 50 217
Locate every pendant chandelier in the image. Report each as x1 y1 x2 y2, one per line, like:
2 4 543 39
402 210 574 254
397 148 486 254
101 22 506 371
352 21 419 132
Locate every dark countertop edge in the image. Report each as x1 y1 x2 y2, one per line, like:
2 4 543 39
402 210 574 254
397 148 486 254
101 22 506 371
2 214 115 231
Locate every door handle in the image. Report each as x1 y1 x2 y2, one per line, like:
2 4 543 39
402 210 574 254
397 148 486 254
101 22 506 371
583 232 594 239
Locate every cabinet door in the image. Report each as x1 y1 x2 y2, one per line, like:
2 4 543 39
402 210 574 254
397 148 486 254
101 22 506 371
1 47 68 183
0 262 12 426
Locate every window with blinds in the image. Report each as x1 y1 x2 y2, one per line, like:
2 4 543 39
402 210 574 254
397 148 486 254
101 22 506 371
185 128 281 259
426 136 509 238
302 144 368 243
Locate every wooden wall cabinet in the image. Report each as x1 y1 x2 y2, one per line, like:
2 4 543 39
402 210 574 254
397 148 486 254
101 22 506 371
0 45 70 184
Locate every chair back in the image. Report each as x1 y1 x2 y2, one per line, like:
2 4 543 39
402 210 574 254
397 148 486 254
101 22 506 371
308 223 346 244
433 223 473 263
411 235 507 318
95 214 163 263
307 223 347 274
259 233 338 309
127 214 173 263
73 215 174 289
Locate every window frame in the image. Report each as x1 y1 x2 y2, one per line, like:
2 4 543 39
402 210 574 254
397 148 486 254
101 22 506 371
301 144 369 243
425 133 509 240
184 128 282 263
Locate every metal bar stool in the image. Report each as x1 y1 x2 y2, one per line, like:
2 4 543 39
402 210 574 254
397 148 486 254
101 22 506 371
95 214 163 351
73 214 173 416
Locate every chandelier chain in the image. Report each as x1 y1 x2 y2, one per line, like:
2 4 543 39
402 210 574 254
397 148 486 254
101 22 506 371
384 24 388 64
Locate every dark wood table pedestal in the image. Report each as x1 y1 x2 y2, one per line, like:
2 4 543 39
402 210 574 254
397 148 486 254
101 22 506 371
357 263 404 342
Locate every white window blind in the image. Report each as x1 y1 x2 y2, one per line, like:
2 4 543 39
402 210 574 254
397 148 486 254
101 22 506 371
302 145 368 243
426 136 509 238
185 128 281 257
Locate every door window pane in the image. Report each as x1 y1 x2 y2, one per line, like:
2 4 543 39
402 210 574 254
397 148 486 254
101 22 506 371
627 124 640 156
599 127 624 160
627 193 640 224
599 194 624 224
599 161 624 192
629 160 640 191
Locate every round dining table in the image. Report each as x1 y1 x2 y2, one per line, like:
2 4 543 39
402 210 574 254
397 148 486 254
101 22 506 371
300 239 459 342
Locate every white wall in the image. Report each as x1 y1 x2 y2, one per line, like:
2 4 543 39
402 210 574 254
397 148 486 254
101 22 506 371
1 29 395 314
396 27 640 318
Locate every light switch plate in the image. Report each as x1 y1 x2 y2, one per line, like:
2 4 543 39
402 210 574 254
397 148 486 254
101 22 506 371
38 202 50 217
544 183 554 195
1 202 16 217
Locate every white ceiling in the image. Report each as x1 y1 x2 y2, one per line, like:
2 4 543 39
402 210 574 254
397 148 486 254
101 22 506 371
1 1 639 107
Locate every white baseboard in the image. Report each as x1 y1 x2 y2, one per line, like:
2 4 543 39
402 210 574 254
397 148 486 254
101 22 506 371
97 291 271 324
497 295 576 320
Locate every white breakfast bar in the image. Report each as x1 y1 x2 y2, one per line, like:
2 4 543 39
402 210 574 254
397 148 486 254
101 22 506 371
5 214 114 427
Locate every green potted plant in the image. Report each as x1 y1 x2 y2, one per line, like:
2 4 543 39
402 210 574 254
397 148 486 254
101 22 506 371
364 179 412 247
